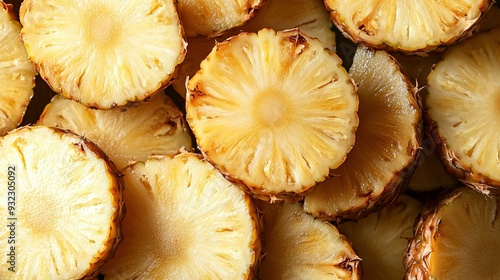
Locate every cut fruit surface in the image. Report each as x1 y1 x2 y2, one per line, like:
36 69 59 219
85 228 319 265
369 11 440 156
20 0 186 109
100 153 260 279
38 92 193 170
172 0 336 98
0 1 36 135
404 187 500 279
325 0 492 53
304 46 421 220
339 195 422 280
257 201 361 279
0 126 124 279
426 27 500 193
186 28 358 201
178 0 263 37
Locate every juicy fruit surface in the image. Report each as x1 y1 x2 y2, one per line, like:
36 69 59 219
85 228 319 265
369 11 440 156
257 202 361 279
38 93 193 170
100 153 259 279
426 28 500 187
0 126 123 279
0 1 36 135
339 195 422 280
304 47 420 220
326 0 490 52
20 0 185 109
187 28 358 200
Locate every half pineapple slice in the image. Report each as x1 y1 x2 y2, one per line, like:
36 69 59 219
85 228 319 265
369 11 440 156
20 0 186 109
186 28 358 201
404 187 500 279
0 126 124 279
325 0 492 53
304 46 421 220
0 1 36 135
257 201 361 279
426 27 500 194
338 195 422 280
172 0 337 98
178 0 263 37
100 153 260 279
38 92 193 170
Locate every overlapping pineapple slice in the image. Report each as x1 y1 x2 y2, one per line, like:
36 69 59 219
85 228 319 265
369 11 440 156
0 126 124 279
325 0 492 53
38 92 192 170
478 5 500 31
404 187 500 279
173 0 336 98
0 1 36 135
186 28 358 201
178 0 263 37
20 0 186 109
257 201 361 279
100 153 260 279
426 27 500 194
304 46 421 220
339 195 422 280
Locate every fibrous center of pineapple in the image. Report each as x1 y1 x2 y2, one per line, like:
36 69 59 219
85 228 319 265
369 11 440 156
22 193 60 234
253 88 291 127
82 6 122 49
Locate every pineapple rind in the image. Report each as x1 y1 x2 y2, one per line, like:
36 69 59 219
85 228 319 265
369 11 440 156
0 1 36 135
37 92 193 170
19 0 186 109
426 27 500 194
0 126 124 279
187 29 358 201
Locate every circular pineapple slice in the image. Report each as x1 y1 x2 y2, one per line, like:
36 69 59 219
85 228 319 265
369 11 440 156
256 201 361 279
426 27 500 194
325 0 492 53
304 46 421 220
178 0 263 37
0 126 124 279
338 195 422 280
404 187 500 279
37 92 193 170
0 1 36 136
186 28 358 201
19 0 186 109
173 0 337 98
100 153 260 279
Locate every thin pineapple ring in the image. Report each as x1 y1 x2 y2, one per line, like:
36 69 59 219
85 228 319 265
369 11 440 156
100 153 260 279
186 28 358 201
0 1 36 135
38 92 193 170
0 126 124 279
426 27 500 194
325 0 492 53
19 0 186 109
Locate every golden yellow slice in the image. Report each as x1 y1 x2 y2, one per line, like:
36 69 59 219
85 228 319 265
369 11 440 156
20 0 186 109
100 153 260 279
0 126 124 279
186 29 358 201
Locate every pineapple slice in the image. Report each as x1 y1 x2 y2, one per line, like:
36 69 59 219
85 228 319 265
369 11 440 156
0 1 36 135
304 46 421 220
186 28 358 201
404 187 500 279
178 0 263 37
172 0 336 98
338 195 422 280
0 126 124 279
100 153 260 279
37 92 193 170
256 201 362 279
478 5 500 31
325 0 492 53
426 27 500 194
19 0 186 109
